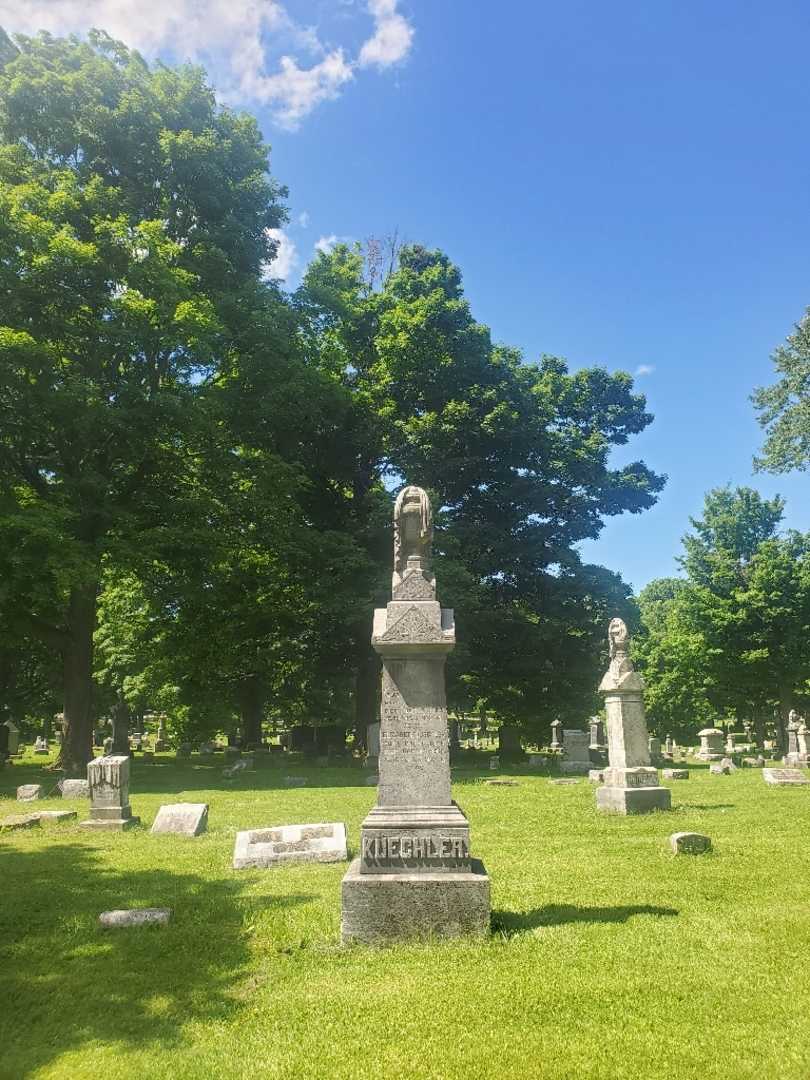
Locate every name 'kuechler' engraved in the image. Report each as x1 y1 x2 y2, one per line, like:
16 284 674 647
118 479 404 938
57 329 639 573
341 484 490 943
362 836 470 860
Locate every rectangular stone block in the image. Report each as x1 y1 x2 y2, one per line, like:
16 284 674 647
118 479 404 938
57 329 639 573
60 779 89 798
35 810 77 822
341 857 490 944
670 831 711 855
99 908 171 928
596 785 672 814
17 784 42 801
233 822 347 868
763 768 810 786
151 803 208 837
663 768 689 780
1 813 41 831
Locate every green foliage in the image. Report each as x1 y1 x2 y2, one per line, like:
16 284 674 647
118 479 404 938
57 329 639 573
637 486 810 739
298 243 663 736
753 306 810 473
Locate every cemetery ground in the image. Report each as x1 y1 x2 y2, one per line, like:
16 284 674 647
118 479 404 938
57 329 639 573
2 754 809 1080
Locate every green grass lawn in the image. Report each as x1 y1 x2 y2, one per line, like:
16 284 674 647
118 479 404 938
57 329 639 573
2 752 809 1080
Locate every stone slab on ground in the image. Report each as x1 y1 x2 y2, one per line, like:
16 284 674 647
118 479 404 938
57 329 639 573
233 822 347 869
282 776 307 788
709 762 732 775
60 779 89 798
763 768 810 787
150 803 208 837
99 908 171 928
485 779 519 786
663 768 690 780
17 784 43 801
35 810 77 822
588 769 605 784
551 778 580 786
341 857 490 945
670 832 712 855
1 813 41 831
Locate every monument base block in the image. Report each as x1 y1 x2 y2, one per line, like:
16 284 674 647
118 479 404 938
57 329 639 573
596 786 671 815
79 816 140 831
341 858 490 944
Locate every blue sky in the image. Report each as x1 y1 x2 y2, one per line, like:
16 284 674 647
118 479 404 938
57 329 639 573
3 1 808 591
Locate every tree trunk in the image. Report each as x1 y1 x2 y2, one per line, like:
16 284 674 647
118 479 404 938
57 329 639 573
498 723 524 762
353 644 380 753
111 694 131 755
56 580 98 777
238 675 264 748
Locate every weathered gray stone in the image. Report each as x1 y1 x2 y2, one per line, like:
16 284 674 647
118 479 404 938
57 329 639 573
709 762 731 776
560 729 591 774
595 619 671 815
99 908 171 928
697 728 725 761
551 778 579 786
341 859 490 944
5 720 20 757
80 755 139 831
17 784 43 802
60 778 89 798
489 756 500 771
763 768 810 787
35 810 77 822
342 486 489 944
150 803 208 837
588 769 605 784
366 720 380 771
663 768 689 780
670 832 712 855
1 813 41 831
283 775 307 788
233 822 347 868
485 779 518 786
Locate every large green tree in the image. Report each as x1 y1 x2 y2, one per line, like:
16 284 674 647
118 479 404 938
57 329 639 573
0 30 289 773
753 306 810 473
299 244 663 743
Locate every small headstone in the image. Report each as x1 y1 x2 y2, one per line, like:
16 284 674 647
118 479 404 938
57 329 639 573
1 813 41 831
99 908 171 928
709 762 731 776
560 729 592 774
489 756 500 771
35 810 77 822
150 803 208 837
80 755 139 831
60 779 89 798
34 737 49 755
5 721 20 757
17 784 43 802
670 832 712 855
528 754 545 767
663 768 689 780
142 751 154 762
485 779 519 786
233 822 347 868
103 737 114 755
588 769 605 784
282 776 307 788
763 768 810 787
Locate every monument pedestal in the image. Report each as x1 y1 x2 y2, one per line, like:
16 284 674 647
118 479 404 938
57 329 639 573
79 755 140 831
595 767 671 814
596 621 671 816
341 486 490 944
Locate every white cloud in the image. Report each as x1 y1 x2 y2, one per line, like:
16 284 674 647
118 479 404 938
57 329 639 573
0 0 415 129
358 0 413 68
314 234 354 254
635 364 656 376
297 211 310 228
264 228 298 281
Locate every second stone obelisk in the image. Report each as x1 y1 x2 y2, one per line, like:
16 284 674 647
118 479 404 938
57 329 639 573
341 485 490 944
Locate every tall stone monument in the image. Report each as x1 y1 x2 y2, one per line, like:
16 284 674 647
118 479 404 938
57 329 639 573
341 485 490 944
596 618 671 815
80 755 139 831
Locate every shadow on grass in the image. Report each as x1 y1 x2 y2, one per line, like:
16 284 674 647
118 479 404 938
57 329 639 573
491 903 679 937
0 842 314 1076
678 803 735 811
